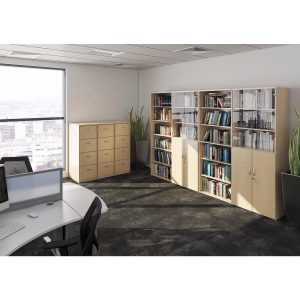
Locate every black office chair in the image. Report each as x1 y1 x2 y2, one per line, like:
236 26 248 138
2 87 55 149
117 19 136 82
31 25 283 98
0 156 33 176
43 197 102 256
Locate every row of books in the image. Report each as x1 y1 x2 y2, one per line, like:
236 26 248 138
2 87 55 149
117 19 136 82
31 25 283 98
154 150 171 165
179 126 198 140
235 111 275 130
154 108 171 121
203 111 231 126
173 111 198 124
204 93 231 108
201 177 231 199
235 130 275 151
172 92 198 107
203 129 230 145
202 161 231 182
153 163 171 180
154 137 171 150
154 124 171 136
238 89 274 109
203 144 231 163
154 94 171 107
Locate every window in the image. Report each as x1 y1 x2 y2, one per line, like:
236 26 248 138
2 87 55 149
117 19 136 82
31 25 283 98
0 64 65 171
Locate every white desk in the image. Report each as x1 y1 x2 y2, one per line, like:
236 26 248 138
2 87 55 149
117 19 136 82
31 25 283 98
0 182 108 256
63 182 108 217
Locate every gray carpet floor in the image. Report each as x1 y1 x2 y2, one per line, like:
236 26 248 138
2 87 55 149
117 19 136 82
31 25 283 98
13 168 300 256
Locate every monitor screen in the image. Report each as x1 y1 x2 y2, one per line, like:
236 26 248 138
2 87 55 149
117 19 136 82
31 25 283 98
0 165 9 211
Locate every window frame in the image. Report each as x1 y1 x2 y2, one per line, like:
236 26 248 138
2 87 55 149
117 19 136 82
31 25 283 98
0 63 67 170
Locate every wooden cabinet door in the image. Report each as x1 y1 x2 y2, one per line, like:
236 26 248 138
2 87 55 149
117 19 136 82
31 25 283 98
171 137 184 186
185 140 199 192
232 147 253 211
252 151 276 218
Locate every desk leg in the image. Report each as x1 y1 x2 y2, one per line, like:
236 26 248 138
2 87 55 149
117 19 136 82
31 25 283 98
62 225 66 240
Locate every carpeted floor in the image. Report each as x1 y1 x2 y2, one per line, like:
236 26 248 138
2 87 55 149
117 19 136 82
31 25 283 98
13 168 300 256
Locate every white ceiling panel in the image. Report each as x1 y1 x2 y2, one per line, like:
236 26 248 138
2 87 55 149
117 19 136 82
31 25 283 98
0 44 284 69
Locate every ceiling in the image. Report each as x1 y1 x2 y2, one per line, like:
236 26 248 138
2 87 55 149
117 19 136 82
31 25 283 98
0 44 283 70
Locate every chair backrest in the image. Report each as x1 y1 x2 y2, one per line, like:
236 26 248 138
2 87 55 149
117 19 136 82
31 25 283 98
80 197 102 256
0 156 33 176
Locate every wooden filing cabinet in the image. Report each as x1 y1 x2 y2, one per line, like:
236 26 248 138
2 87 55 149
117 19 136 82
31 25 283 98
114 123 130 175
69 121 130 183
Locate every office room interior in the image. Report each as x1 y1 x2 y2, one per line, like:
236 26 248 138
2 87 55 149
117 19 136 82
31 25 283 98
0 43 300 257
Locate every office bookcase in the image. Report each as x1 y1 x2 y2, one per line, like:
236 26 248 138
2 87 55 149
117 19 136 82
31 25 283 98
150 93 172 181
150 87 288 220
199 90 232 202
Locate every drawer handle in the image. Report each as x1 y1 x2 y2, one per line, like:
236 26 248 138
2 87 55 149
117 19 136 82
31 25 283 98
104 166 109 168
86 155 90 158
87 169 92 171
104 141 109 143
104 153 109 156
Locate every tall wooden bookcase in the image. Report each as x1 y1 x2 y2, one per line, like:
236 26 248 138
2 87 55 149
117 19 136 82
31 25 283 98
150 87 288 220
150 93 172 181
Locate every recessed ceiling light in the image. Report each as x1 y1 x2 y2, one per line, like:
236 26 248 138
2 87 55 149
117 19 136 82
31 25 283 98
173 46 211 55
91 49 124 57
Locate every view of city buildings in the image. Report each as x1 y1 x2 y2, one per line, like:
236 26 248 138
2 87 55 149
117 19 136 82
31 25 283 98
0 65 65 171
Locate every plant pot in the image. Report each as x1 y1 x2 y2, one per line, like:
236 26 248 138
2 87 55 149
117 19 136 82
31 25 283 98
281 171 300 228
136 140 149 165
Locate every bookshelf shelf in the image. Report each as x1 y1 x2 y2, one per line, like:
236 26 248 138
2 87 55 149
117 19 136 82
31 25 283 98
173 122 198 126
200 141 231 148
201 174 231 185
201 124 231 130
153 160 171 167
201 174 231 184
152 120 171 123
153 106 171 108
200 107 231 111
233 108 275 112
234 127 275 132
152 147 172 152
151 173 172 182
200 157 231 166
153 133 172 138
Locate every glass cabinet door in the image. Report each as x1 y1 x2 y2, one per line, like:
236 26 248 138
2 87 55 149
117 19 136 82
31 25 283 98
171 92 199 140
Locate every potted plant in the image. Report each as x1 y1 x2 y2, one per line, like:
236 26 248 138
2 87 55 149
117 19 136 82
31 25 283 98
128 106 149 168
282 109 300 228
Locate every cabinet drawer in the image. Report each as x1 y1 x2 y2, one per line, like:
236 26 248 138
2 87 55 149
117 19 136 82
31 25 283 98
115 123 130 136
79 125 97 139
115 147 130 161
98 137 114 150
80 151 97 166
115 159 130 175
98 149 114 163
98 124 114 138
80 139 97 153
98 162 114 178
80 165 97 182
115 136 130 148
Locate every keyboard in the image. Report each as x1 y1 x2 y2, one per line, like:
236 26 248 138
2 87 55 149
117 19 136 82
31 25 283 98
0 222 25 241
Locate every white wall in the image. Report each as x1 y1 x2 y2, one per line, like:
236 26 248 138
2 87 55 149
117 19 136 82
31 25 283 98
139 44 300 135
0 56 139 122
0 56 139 174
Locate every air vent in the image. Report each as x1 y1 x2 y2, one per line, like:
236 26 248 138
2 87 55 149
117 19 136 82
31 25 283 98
8 51 41 59
111 63 136 69
173 46 211 55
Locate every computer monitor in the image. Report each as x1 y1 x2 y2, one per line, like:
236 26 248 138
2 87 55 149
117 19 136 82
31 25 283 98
0 164 9 212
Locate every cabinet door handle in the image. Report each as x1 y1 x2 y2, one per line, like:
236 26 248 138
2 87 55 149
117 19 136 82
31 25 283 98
248 168 252 175
253 169 256 177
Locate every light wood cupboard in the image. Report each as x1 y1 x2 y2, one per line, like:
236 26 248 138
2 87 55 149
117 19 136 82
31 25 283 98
172 137 198 192
150 88 288 220
69 121 130 182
